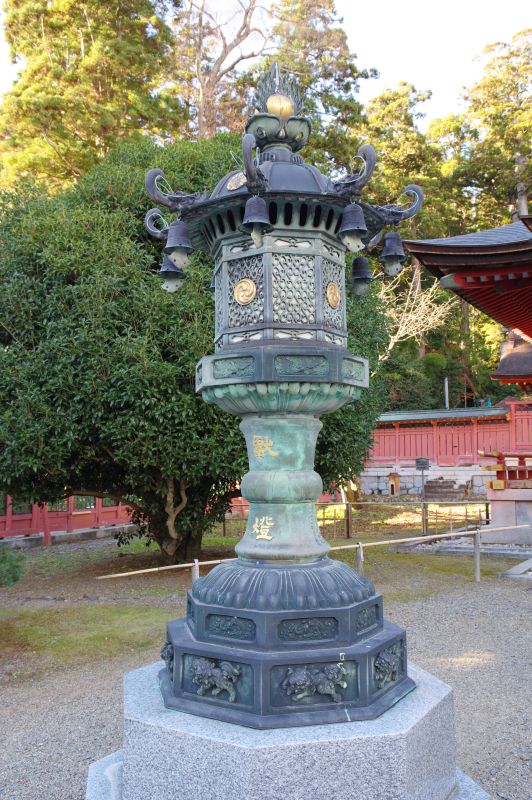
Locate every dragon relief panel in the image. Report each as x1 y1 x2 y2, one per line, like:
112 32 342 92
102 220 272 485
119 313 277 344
356 605 379 632
323 242 342 260
227 255 264 328
373 640 406 691
322 259 346 331
271 659 358 706
206 614 256 641
272 253 316 324
278 617 338 642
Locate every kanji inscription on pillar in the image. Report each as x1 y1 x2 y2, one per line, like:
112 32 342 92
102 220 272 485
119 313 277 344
253 436 279 458
253 516 275 540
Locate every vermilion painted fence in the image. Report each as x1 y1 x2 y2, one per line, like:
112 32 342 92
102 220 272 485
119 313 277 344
0 495 131 542
367 401 532 468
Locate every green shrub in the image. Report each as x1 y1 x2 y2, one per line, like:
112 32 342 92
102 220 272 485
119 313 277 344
0 547 25 586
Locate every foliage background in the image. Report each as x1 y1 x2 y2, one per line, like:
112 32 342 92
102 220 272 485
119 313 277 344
0 136 388 559
0 2 529 558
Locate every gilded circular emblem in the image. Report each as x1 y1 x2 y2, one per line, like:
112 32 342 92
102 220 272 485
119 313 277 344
227 171 247 191
326 282 341 309
234 278 257 306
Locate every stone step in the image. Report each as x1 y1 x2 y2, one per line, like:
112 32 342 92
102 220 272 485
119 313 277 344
423 477 468 501
424 491 467 499
501 558 532 580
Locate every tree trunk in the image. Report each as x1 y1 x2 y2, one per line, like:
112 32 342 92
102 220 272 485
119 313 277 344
153 525 203 565
510 153 529 220
411 259 426 357
151 478 190 564
459 298 477 402
175 530 203 562
150 480 215 564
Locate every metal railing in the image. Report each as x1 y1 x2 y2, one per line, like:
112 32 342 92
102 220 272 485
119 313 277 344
97 524 524 585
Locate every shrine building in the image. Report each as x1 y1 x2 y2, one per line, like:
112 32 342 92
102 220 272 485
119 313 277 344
362 217 532 543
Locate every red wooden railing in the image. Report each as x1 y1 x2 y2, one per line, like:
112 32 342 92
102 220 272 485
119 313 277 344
0 495 131 543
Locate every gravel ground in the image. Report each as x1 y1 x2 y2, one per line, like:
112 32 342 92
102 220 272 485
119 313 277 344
0 578 530 800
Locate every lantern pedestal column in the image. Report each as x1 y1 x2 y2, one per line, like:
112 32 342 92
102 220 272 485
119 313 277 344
156 382 415 728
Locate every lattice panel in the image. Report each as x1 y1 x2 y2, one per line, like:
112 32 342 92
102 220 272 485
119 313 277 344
272 253 316 324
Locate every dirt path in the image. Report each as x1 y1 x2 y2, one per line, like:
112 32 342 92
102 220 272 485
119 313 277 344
0 574 530 800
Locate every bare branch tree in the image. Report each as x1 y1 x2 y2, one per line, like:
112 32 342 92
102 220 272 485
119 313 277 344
172 0 271 138
377 271 456 363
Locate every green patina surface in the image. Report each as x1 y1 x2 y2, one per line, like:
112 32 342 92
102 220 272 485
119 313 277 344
202 372 365 562
237 415 327 561
202 381 360 414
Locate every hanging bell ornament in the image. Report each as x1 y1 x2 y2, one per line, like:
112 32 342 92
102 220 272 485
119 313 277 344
349 256 372 296
239 196 273 248
158 253 185 293
379 231 406 276
164 220 193 269
338 203 367 253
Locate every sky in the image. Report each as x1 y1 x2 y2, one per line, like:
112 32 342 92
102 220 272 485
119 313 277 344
336 0 530 129
0 0 529 129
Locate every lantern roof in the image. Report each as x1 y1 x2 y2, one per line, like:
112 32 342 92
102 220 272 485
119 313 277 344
144 62 423 253
208 157 336 202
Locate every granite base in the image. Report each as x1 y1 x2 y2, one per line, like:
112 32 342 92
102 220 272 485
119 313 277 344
86 662 491 800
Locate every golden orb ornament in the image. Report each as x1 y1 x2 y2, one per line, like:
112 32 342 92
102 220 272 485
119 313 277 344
326 282 341 309
234 278 257 306
266 93 295 122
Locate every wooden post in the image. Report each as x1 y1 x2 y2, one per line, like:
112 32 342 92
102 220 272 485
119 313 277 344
345 503 352 539
42 504 51 546
66 496 74 532
192 559 200 584
508 400 517 452
222 516 227 538
6 495 13 538
485 502 490 525
432 422 439 465
422 501 428 536
95 497 103 528
472 419 478 463
356 543 364 575
474 531 481 583
394 423 400 466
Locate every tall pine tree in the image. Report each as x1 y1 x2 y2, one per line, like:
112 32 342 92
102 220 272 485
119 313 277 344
464 28 531 222
216 0 376 170
0 1 179 187
260 0 376 170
